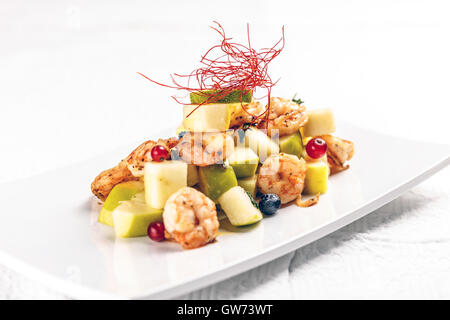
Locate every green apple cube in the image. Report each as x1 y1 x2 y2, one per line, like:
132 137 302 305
227 147 259 178
112 196 163 238
144 160 187 209
237 175 258 198
131 191 146 202
98 181 144 227
190 89 252 104
302 108 336 137
244 128 279 163
303 161 330 195
218 186 262 226
198 164 237 202
187 164 199 186
183 104 231 132
279 131 304 158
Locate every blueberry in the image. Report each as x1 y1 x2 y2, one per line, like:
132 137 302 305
259 194 281 216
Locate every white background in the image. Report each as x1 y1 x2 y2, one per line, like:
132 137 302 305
0 0 449 299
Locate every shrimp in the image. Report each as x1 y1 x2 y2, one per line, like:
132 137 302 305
257 153 307 204
91 162 138 202
125 138 178 176
257 97 308 137
163 187 219 249
228 97 308 137
91 137 178 201
319 135 354 174
176 131 234 166
229 101 264 128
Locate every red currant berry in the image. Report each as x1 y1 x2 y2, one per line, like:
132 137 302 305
151 145 169 162
148 221 165 242
305 138 327 159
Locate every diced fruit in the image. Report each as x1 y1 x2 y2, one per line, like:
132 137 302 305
244 128 279 163
279 131 304 158
198 164 238 202
259 194 281 216
144 161 187 209
303 161 330 195
227 147 259 178
218 186 263 226
187 164 199 186
151 145 170 162
148 221 165 242
190 89 252 104
304 153 327 163
237 175 257 198
112 196 163 238
302 108 336 137
132 191 146 202
305 138 328 159
183 104 232 132
98 181 144 227
302 137 326 162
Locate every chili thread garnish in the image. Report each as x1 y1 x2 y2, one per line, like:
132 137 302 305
137 21 285 126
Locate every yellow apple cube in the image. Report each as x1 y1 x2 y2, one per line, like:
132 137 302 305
144 160 187 209
303 161 330 195
302 108 336 137
187 164 199 186
183 104 232 132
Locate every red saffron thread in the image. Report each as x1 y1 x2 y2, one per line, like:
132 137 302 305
137 22 285 125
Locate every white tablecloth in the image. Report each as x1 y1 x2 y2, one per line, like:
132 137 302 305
1 0 449 299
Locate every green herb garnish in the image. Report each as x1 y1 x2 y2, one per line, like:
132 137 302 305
292 93 304 105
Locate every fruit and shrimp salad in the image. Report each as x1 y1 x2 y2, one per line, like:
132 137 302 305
92 91 354 249
90 23 354 250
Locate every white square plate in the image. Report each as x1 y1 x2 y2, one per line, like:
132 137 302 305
0 123 448 299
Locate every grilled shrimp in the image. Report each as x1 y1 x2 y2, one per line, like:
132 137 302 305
257 153 307 204
229 101 264 128
91 137 178 201
90 162 138 202
163 187 219 249
257 97 308 137
319 135 354 174
125 138 178 176
176 132 234 166
228 98 308 137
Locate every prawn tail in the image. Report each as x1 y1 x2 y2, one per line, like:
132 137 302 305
91 161 138 201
